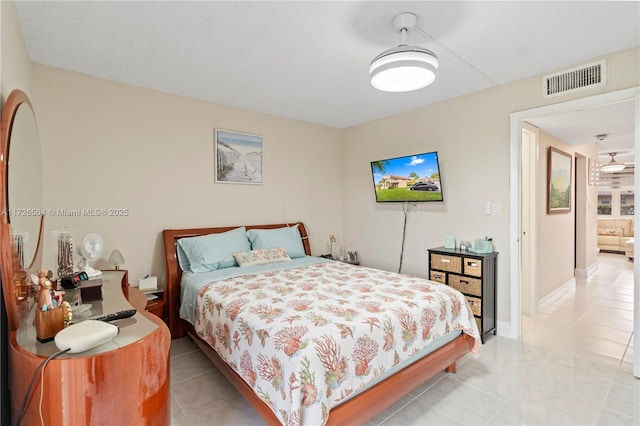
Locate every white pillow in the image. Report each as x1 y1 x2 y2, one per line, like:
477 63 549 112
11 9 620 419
233 248 292 267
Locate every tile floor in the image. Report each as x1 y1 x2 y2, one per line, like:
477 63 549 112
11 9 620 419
170 253 638 425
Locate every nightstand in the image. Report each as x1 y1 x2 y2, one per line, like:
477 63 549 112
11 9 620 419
129 286 166 322
144 289 166 321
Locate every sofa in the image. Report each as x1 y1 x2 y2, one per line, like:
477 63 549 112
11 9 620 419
597 218 634 254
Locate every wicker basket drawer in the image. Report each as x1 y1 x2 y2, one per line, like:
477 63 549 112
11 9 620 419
463 258 482 277
466 296 482 317
430 270 446 284
475 317 482 334
449 274 482 297
431 254 462 273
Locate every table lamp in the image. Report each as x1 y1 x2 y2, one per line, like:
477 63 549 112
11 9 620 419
108 249 125 270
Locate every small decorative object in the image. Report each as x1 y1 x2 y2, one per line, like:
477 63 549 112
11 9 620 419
13 231 26 267
34 270 54 311
33 270 65 342
459 240 472 251
54 229 74 278
547 146 572 214
444 235 456 249
329 234 336 257
214 129 263 184
469 238 493 254
108 249 125 270
347 251 359 264
61 301 73 326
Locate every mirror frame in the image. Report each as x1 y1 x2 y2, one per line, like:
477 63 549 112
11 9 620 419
0 89 44 331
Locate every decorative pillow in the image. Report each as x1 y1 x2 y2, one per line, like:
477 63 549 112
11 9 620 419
233 248 291 267
177 227 251 272
247 225 306 259
597 227 624 237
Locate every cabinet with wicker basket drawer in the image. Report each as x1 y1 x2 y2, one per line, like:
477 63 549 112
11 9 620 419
428 247 498 342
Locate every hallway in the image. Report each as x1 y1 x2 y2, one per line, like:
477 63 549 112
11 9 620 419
522 252 634 370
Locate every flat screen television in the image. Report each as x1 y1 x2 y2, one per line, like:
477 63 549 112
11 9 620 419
370 151 443 203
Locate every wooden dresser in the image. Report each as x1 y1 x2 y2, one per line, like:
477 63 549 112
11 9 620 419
428 247 498 342
9 270 170 425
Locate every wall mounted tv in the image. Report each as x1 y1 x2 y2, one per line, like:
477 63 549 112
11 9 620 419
370 151 443 203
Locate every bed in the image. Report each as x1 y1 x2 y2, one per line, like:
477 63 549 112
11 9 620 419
163 222 481 425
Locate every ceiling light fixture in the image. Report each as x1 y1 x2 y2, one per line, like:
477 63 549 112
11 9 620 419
600 152 626 172
370 12 439 93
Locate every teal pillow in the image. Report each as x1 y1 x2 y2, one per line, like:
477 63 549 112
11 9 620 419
177 227 251 272
247 225 306 259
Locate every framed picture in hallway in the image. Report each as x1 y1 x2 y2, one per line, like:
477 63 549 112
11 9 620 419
547 146 572 214
214 129 263 184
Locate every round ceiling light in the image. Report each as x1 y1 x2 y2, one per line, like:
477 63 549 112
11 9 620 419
370 12 438 93
600 152 626 172
370 45 439 92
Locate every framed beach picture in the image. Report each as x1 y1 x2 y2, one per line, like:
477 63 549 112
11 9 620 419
547 146 572 214
214 129 263 184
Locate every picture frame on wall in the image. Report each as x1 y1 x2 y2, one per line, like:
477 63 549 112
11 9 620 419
547 146 572 214
214 129 263 184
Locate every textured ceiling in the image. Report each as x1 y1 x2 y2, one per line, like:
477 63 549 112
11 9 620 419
14 1 640 131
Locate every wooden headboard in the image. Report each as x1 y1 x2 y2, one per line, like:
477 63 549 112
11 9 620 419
162 222 311 338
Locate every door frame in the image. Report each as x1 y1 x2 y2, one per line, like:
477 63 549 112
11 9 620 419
508 87 640 378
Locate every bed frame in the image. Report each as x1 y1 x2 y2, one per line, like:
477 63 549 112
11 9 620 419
162 222 475 425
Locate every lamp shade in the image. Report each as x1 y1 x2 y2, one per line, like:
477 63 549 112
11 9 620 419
370 45 439 92
108 249 125 269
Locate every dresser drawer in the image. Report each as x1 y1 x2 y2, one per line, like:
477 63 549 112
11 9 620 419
475 317 482 334
431 254 462 273
465 296 482 316
463 258 482 277
449 274 482 297
430 270 446 284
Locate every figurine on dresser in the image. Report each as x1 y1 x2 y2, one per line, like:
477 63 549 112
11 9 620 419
35 270 53 311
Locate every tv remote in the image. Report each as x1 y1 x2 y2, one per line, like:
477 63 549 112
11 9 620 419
93 309 137 322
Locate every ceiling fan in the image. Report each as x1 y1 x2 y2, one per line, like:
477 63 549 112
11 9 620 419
600 152 626 173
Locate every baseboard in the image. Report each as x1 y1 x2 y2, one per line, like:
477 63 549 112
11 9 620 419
538 277 576 306
575 261 599 278
496 320 518 339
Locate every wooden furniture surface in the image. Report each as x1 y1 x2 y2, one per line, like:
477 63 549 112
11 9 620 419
143 289 166 321
162 222 475 425
428 247 498 342
9 270 171 425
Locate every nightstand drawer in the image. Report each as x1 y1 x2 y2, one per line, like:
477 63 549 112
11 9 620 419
449 274 482 297
463 258 482 277
465 296 482 316
430 270 446 284
431 254 462 273
146 299 165 319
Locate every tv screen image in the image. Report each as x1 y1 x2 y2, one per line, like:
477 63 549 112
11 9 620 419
370 151 443 203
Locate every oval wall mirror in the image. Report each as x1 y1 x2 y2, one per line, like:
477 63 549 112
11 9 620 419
0 89 45 331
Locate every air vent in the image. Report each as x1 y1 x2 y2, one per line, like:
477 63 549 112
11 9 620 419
543 59 606 98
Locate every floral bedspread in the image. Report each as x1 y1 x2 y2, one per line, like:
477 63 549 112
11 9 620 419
194 261 481 425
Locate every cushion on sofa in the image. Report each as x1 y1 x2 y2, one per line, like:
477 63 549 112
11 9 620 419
597 227 624 236
596 218 633 237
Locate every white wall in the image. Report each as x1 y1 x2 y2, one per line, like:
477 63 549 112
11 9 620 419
33 66 344 286
342 48 639 327
0 1 32 100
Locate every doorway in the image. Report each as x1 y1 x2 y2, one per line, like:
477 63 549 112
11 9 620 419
509 87 640 378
